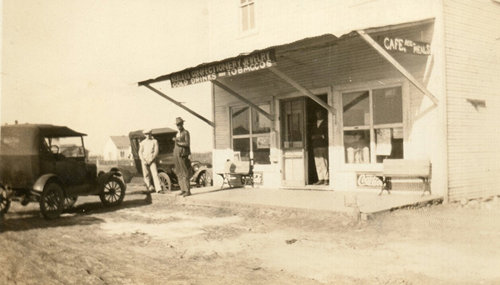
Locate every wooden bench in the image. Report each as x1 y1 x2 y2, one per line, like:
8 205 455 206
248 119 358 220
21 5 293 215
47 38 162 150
377 159 431 196
217 160 254 189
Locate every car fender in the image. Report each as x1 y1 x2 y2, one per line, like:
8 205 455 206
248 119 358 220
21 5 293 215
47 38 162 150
97 170 126 190
33 174 60 192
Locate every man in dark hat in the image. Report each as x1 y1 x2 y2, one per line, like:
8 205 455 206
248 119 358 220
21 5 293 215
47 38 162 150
139 129 161 193
173 117 192 196
311 109 329 185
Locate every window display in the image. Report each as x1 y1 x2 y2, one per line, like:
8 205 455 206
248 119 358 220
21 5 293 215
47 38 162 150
231 103 271 164
342 86 403 164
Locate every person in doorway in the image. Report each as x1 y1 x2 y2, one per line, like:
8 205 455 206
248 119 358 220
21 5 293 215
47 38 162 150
311 109 329 185
139 129 162 193
173 117 192 196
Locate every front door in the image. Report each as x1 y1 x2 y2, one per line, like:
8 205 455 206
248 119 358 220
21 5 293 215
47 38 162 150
281 98 307 186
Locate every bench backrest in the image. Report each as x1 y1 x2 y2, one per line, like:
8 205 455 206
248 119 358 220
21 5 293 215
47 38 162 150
382 159 430 177
224 160 251 174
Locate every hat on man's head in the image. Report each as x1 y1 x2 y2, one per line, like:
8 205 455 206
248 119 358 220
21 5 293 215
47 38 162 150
144 129 153 134
175 117 185 125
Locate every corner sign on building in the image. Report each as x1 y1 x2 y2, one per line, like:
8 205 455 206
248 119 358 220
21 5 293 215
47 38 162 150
380 36 431 56
170 50 277 88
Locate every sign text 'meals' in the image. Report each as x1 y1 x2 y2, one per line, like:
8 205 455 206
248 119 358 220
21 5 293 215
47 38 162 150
170 50 276 88
382 37 431 56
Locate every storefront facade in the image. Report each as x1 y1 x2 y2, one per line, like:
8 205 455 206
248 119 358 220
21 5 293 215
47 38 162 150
140 0 500 202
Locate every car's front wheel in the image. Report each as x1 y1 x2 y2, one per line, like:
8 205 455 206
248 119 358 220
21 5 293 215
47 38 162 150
0 185 11 214
99 176 126 207
40 182 64 219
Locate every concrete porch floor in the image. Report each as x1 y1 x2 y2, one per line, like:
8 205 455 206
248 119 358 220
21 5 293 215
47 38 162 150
181 186 443 216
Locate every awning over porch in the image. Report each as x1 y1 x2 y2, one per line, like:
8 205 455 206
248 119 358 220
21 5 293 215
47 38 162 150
138 18 437 126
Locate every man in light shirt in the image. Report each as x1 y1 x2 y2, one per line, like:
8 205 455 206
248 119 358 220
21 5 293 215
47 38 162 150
139 129 161 193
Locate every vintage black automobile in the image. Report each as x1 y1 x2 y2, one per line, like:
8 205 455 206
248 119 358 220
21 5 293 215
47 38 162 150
129 127 212 192
0 124 126 219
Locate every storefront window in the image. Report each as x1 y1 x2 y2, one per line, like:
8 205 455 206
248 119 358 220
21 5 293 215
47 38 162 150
231 103 271 164
342 86 403 164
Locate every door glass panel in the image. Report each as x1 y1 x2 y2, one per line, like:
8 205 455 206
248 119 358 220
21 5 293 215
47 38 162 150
282 99 304 149
342 91 369 127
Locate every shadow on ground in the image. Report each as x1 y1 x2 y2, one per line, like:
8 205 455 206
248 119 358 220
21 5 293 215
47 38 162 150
0 198 152 233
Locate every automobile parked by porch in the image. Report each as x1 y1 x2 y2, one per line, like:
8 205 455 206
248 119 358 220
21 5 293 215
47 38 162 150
129 127 212 192
0 124 126 219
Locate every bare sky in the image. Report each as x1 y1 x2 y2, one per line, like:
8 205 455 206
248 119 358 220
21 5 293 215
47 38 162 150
1 0 213 155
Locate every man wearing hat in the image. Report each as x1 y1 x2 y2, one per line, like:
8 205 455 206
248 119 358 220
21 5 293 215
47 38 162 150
173 117 192 196
139 129 161 193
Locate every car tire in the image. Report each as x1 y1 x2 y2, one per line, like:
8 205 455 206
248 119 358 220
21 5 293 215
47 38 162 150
99 176 126 207
0 186 11 214
158 172 172 192
40 182 64 219
63 196 78 210
196 171 211 187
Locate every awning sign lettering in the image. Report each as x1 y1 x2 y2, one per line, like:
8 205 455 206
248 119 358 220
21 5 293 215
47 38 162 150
382 37 431 56
170 50 276 88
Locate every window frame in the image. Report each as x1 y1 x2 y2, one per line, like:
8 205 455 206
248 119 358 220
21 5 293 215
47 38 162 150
340 83 406 166
239 0 256 34
230 102 271 165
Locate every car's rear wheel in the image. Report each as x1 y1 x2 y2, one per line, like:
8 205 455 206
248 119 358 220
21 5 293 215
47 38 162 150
158 172 172 192
0 186 11 214
40 182 64 219
99 176 126 207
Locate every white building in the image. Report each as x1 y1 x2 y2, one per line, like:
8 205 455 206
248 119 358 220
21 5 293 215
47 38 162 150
140 0 500 202
103 136 132 161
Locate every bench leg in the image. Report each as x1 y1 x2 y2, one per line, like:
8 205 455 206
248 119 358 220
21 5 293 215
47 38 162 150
378 177 391 196
421 178 431 196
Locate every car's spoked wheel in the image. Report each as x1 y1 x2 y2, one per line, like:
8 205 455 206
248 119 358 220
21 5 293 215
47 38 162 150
158 172 172 192
197 171 210 187
63 196 78 210
0 186 11 214
40 183 64 219
99 176 126 207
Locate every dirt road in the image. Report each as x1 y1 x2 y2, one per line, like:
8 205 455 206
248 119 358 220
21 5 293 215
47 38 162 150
1 185 500 284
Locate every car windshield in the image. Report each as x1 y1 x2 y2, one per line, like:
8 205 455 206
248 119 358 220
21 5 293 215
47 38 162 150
45 136 85 158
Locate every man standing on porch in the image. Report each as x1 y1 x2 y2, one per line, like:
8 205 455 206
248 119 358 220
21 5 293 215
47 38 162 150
311 109 329 185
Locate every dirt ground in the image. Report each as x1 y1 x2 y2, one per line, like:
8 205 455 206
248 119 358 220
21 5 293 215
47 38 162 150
1 184 500 285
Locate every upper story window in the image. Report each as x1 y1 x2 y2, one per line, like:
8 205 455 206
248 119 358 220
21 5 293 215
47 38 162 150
240 0 255 32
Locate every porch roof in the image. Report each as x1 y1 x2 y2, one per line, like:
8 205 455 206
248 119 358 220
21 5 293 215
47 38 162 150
138 18 434 87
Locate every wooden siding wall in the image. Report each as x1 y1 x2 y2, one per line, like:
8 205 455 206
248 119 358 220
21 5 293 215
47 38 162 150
444 0 500 200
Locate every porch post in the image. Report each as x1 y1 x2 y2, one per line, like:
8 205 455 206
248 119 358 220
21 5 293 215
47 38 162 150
212 80 274 121
141 83 215 128
357 30 439 105
268 66 336 114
